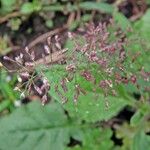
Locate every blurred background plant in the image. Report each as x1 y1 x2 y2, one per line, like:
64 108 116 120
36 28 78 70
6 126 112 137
0 0 150 150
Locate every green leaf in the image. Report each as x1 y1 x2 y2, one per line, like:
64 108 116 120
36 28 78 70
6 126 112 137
0 71 18 101
64 92 128 122
69 20 80 30
134 9 150 39
132 131 150 150
131 10 150 72
0 100 11 112
45 20 54 28
130 110 144 126
113 11 131 31
0 0 16 13
67 128 114 150
8 18 22 31
0 0 16 7
79 2 114 14
0 101 82 150
20 2 34 14
146 0 150 4
81 14 92 22
0 71 18 112
20 1 42 14
0 101 116 150
81 128 114 150
44 65 129 122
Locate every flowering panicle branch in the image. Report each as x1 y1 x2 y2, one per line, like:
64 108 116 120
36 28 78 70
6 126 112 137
63 22 149 103
2 21 149 105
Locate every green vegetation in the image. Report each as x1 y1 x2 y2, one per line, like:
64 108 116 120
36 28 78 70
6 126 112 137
0 0 150 150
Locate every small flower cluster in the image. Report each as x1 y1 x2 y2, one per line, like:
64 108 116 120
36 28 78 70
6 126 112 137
14 71 50 105
2 37 56 105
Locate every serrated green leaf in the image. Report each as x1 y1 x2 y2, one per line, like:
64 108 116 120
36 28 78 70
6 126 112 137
44 65 129 122
64 92 128 122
